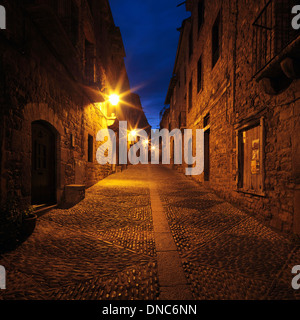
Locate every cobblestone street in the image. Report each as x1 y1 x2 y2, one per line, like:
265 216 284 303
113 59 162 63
0 165 299 300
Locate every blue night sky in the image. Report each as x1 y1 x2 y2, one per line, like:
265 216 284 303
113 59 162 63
109 1 190 129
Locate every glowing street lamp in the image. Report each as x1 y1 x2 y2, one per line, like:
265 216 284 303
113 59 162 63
130 130 137 138
109 94 120 106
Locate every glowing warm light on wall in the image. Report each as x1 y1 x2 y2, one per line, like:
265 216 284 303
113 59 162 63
144 139 149 145
109 94 120 106
130 130 137 137
151 146 156 150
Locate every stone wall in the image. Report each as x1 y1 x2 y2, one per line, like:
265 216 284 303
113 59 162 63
0 0 148 208
232 0 299 233
165 0 300 234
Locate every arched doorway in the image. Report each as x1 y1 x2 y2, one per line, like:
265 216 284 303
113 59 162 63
31 121 57 205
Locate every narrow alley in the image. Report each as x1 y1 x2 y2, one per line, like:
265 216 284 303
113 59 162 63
0 165 299 300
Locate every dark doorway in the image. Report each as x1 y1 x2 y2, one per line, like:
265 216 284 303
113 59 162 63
204 129 210 181
31 122 56 205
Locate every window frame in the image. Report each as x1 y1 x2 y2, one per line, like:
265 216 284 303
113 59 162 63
236 117 266 197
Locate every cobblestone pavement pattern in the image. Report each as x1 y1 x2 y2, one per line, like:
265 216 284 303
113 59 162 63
0 165 299 300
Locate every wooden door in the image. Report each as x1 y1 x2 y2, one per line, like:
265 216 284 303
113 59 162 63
242 125 263 193
31 123 56 205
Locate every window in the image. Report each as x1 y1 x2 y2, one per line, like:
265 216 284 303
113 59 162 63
198 1 205 32
179 111 186 129
88 134 93 163
252 0 298 76
188 77 193 110
237 119 265 195
204 113 210 127
212 11 222 68
189 25 193 59
197 56 203 92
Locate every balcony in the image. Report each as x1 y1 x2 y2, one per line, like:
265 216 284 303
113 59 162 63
253 0 300 94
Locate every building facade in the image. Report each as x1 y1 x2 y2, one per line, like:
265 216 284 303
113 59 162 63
164 0 300 235
0 0 149 210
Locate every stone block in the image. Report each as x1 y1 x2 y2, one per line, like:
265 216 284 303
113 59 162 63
63 184 85 208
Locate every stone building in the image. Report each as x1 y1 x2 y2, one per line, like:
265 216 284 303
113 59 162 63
0 0 149 210
164 0 300 235
160 107 171 130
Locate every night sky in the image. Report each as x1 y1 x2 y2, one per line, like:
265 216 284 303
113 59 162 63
109 1 190 129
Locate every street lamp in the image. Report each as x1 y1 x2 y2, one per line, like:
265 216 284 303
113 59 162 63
130 130 137 138
109 94 120 106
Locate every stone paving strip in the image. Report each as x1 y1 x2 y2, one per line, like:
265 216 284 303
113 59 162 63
148 167 193 300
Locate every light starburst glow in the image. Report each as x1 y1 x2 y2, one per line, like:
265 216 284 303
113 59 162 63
109 94 120 106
